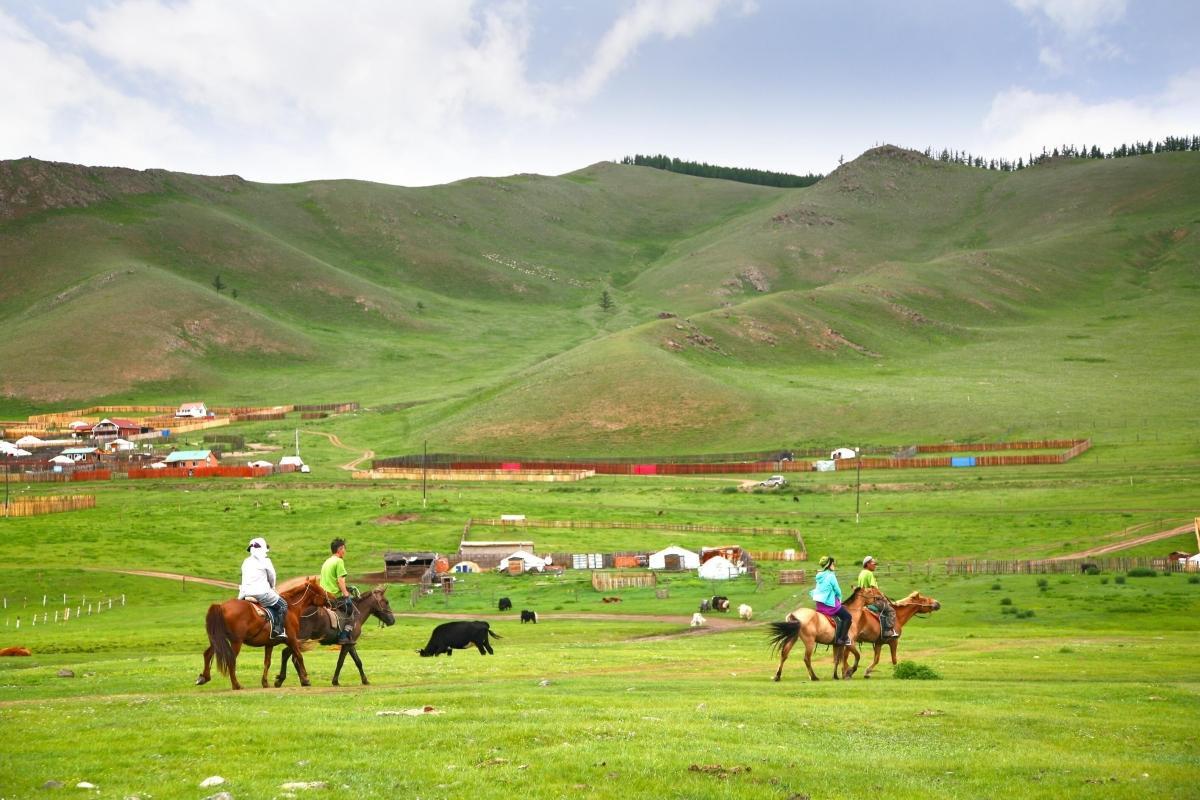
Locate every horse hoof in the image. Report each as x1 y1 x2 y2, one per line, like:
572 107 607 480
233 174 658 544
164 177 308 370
195 675 208 686
361 679 370 686
332 680 339 687
301 680 311 687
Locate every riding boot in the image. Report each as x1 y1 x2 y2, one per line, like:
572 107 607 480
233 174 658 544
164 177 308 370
834 615 851 646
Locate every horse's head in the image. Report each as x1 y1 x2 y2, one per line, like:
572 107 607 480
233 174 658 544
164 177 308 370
365 585 396 627
897 591 941 613
308 577 330 607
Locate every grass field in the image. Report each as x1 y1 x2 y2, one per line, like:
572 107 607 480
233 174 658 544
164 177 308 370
3 438 1199 799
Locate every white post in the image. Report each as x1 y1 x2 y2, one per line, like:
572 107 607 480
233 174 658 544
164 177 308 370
88 603 92 615
65 608 70 621
14 617 18 629
121 594 125 606
43 595 47 607
108 599 112 610
63 593 67 604
54 611 59 622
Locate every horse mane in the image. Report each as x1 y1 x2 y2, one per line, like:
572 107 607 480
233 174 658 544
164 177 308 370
894 591 923 605
279 576 321 602
844 587 863 605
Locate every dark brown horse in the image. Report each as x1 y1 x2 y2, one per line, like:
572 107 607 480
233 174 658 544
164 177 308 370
842 590 941 679
767 587 881 681
196 576 328 690
273 585 396 687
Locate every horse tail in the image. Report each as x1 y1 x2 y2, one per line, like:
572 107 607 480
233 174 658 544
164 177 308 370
767 620 800 654
206 604 235 677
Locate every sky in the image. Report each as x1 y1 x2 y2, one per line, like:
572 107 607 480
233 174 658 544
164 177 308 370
2 0 1198 187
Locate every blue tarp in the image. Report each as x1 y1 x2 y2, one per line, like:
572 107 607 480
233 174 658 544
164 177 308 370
951 456 976 467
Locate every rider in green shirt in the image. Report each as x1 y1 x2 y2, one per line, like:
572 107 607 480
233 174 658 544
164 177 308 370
858 556 899 638
321 538 354 643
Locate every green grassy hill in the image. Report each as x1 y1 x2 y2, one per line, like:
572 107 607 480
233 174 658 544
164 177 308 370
1 147 1197 453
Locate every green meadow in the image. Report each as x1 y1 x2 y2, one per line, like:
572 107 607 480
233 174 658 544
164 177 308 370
3 438 1199 799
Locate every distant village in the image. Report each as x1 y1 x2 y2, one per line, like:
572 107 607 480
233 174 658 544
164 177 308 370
0 401 352 480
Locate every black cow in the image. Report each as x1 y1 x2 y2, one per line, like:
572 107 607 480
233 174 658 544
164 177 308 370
417 621 501 657
498 597 513 611
710 595 730 612
520 609 538 624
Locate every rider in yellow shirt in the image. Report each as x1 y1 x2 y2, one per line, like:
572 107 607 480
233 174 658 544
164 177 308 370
857 556 899 638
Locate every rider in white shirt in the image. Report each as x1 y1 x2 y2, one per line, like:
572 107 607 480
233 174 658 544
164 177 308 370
238 537 287 639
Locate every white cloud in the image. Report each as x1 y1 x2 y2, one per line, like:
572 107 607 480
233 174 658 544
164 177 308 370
1037 46 1064 74
0 1 746 185
982 69 1200 156
1010 0 1126 37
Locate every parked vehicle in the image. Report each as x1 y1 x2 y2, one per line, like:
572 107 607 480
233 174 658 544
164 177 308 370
759 474 788 488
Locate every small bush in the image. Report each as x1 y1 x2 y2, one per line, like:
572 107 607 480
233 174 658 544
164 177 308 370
1100 577 1109 585
1189 575 1199 584
1082 564 1100 575
720 486 739 494
1115 575 1126 585
1000 597 1013 606
1001 606 1017 615
1017 609 1036 619
991 583 1002 591
1127 567 1157 578
1059 646 1074 653
894 661 941 680
1036 578 1049 589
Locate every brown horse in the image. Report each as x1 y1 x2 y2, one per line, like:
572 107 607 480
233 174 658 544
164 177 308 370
196 576 328 690
842 590 941 679
767 587 881 681
273 585 396 687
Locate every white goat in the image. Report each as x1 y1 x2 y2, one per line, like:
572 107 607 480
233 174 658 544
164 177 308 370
690 612 707 627
738 603 753 621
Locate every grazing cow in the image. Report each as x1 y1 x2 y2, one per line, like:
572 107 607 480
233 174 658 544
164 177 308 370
520 609 538 624
498 597 513 611
417 621 501 657
710 596 730 612
738 603 753 620
699 598 711 612
690 612 707 627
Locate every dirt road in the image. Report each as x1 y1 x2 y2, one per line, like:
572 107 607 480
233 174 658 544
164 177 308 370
301 429 374 470
1049 522 1195 560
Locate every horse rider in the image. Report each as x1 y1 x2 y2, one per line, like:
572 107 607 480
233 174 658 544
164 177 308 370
857 555 900 639
320 537 355 643
238 536 287 640
811 555 852 646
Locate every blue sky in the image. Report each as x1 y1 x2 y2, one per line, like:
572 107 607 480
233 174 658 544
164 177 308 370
2 1 1197 186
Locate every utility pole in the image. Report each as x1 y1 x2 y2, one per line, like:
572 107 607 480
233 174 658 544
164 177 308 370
422 440 427 509
855 445 862 524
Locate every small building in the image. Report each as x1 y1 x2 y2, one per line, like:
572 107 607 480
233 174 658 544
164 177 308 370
92 418 142 441
175 402 210 419
383 551 439 582
459 540 535 569
830 447 858 460
648 545 701 571
279 455 308 473
497 550 550 574
247 459 275 469
106 439 136 453
59 447 99 464
1167 551 1193 564
68 421 94 437
49 454 75 466
698 555 742 580
164 449 219 469
15 435 45 448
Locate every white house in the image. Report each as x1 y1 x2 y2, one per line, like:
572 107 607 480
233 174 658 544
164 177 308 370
697 555 742 580
175 402 209 419
15 435 44 448
49 454 75 466
497 550 549 573
247 460 275 469
279 455 308 473
830 447 858 460
648 545 701 571
107 439 136 452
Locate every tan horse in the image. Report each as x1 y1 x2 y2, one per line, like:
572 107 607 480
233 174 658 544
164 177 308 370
196 576 328 690
842 590 941 679
767 587 881 681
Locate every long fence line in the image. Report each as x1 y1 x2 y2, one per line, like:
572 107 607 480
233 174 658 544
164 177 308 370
374 439 1090 475
2 495 95 517
945 556 1196 575
466 517 806 560
9 402 358 438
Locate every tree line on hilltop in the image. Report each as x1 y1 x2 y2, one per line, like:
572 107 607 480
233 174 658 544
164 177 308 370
619 154 822 187
923 134 1200 172
625 135 1200 187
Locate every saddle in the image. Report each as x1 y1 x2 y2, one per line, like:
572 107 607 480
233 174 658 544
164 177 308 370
242 596 270 620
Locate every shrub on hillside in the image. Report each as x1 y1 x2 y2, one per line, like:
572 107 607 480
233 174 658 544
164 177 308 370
1127 567 1157 578
1100 577 1110 585
1188 575 1199 585
991 582 1002 591
1114 575 1126 585
1082 564 1100 575
894 661 941 680
1000 597 1013 606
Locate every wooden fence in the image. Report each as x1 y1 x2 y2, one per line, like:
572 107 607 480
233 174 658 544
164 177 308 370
591 571 657 591
778 570 808 585
3 495 95 517
127 466 272 479
945 556 1194 575
354 468 594 483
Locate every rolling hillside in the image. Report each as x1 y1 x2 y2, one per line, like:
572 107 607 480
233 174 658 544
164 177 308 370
1 147 1197 453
